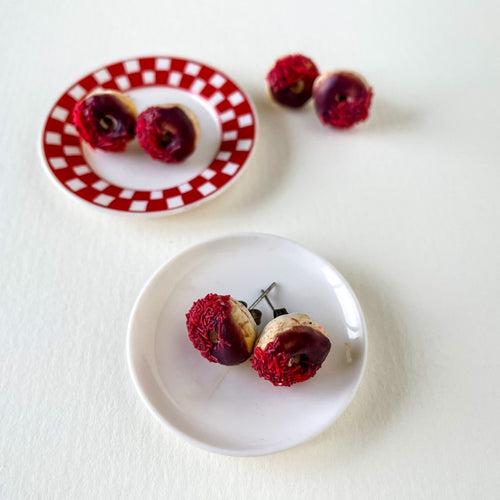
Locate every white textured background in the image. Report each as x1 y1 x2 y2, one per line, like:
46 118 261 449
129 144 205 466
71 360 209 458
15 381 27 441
1 0 500 498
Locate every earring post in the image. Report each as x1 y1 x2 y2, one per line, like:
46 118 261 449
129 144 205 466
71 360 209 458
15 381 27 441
260 287 289 318
248 282 277 309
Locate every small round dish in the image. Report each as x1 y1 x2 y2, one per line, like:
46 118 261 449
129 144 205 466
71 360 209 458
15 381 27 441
127 233 368 456
40 56 256 216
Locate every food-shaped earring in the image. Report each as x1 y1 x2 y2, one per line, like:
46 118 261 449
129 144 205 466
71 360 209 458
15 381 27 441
186 283 276 366
266 54 320 108
313 71 373 128
136 105 199 163
252 292 331 386
72 90 137 152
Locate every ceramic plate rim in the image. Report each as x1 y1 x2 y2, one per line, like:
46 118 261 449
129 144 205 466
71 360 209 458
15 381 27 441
126 232 369 456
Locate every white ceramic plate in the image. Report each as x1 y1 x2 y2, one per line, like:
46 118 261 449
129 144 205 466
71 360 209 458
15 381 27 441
127 233 368 456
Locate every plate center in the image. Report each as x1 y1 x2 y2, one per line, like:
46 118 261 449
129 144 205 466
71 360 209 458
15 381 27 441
83 87 221 191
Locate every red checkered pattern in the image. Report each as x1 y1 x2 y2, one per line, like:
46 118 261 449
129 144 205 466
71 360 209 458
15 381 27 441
41 56 256 214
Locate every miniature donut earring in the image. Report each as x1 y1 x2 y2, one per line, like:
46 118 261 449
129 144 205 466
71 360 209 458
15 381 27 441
136 105 199 163
252 290 332 386
313 71 373 128
185 283 277 366
266 54 320 108
72 90 137 152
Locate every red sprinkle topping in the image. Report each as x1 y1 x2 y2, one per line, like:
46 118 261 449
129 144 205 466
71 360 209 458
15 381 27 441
186 293 231 363
72 93 136 152
313 72 373 128
267 54 320 108
252 346 319 386
252 327 331 386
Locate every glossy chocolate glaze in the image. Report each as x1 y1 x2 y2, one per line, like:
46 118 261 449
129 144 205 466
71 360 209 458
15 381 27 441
85 94 136 140
314 72 369 114
272 326 331 367
212 315 251 365
274 81 314 108
136 106 196 163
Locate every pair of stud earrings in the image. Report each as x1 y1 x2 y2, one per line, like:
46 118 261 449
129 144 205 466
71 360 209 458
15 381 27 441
266 53 373 129
72 90 198 163
185 283 332 387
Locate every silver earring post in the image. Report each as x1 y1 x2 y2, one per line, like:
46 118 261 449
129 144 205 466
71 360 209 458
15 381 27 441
260 288 289 318
248 282 277 309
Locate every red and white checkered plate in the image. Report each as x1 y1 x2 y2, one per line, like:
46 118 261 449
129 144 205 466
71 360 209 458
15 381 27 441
40 56 256 216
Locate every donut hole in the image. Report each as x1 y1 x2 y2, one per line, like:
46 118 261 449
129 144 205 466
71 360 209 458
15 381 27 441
208 331 218 344
289 80 305 94
98 114 119 132
159 131 174 148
